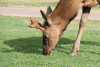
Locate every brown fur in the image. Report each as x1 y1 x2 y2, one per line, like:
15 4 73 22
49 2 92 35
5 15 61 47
28 0 100 55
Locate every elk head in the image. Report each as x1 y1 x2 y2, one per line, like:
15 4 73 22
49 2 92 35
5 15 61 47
28 6 62 55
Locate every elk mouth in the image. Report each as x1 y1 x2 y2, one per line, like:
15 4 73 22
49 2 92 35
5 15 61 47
43 51 52 55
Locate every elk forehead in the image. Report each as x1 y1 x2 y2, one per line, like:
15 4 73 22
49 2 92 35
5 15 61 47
44 25 60 35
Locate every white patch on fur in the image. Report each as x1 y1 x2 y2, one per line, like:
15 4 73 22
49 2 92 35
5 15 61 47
82 14 86 22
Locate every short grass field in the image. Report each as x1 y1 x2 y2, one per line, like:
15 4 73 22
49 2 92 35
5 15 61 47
0 15 100 67
0 0 100 10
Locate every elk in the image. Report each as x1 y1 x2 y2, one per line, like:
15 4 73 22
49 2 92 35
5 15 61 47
28 0 100 55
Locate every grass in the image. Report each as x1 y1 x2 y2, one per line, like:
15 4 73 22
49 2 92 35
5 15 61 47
0 15 100 67
0 0 100 10
0 0 58 7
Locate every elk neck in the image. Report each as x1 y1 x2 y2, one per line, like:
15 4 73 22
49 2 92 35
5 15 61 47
48 0 82 32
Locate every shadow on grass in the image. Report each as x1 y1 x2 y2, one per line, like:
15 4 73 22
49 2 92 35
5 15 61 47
3 37 43 55
3 37 100 55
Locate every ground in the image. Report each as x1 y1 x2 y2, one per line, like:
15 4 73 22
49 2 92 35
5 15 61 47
0 0 100 67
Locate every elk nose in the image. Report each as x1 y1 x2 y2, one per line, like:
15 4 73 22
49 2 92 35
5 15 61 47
43 51 47 55
43 51 51 55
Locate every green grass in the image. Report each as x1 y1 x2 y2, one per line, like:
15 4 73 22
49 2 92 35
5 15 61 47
0 0 58 7
0 0 100 10
0 15 100 67
92 5 100 10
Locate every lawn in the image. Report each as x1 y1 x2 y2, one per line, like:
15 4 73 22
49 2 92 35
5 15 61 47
0 0 100 10
0 0 58 7
0 15 100 67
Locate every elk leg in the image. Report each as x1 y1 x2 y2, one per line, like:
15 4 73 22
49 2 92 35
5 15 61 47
69 7 91 55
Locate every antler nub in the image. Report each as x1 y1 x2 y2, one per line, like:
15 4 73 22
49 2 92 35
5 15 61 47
28 17 45 32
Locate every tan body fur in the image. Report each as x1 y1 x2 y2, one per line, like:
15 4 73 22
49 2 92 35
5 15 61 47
28 0 100 55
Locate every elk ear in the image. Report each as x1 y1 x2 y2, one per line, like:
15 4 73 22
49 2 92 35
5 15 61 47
40 7 52 26
40 10 47 21
46 6 52 17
